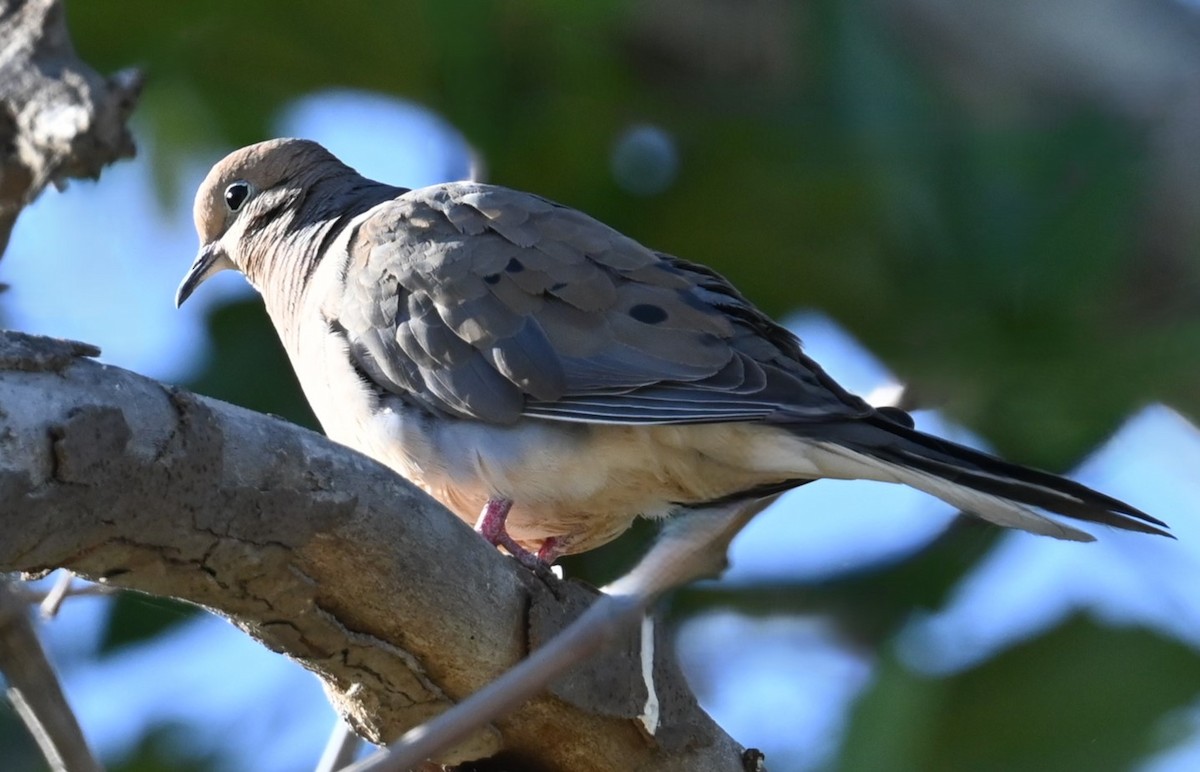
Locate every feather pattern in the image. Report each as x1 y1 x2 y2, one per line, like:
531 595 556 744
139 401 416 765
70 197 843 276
338 182 871 427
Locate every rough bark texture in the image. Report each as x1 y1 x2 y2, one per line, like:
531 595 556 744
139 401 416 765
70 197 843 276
0 330 747 772
0 0 141 257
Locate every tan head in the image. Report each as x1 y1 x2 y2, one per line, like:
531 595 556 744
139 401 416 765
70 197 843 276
175 138 347 306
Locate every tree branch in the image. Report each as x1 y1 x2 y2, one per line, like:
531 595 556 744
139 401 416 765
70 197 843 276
0 0 142 258
0 330 747 771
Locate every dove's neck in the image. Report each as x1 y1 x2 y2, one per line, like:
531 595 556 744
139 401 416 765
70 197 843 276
244 174 404 333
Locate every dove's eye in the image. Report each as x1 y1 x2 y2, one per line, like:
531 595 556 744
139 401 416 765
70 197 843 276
224 181 252 212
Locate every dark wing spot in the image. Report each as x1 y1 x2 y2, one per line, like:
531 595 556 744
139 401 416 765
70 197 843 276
629 303 669 324
483 273 501 285
506 257 525 273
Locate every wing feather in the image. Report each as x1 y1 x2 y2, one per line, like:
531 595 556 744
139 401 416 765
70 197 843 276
331 182 870 425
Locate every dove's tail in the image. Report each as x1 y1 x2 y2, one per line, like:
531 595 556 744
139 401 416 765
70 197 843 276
809 414 1170 541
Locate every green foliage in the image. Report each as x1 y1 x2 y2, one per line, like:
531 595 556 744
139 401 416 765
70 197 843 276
100 594 200 655
841 618 1200 771
108 724 226 772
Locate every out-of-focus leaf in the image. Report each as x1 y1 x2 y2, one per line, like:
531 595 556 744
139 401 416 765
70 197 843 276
99 595 200 655
109 723 225 772
840 616 1200 772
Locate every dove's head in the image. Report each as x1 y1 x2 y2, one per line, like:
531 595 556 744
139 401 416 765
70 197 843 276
176 138 351 307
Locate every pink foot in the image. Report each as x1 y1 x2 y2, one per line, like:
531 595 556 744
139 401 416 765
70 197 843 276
537 537 563 564
475 497 548 570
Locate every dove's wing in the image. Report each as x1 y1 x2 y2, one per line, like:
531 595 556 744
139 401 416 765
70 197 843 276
332 182 874 426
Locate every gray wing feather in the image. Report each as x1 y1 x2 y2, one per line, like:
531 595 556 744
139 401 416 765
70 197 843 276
331 182 871 425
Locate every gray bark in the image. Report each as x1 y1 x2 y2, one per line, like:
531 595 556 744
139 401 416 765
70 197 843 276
0 0 141 258
0 330 748 771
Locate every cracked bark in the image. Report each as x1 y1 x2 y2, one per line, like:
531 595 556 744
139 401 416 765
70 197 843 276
0 330 747 772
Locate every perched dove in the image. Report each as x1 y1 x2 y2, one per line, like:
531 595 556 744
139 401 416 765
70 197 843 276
176 138 1168 566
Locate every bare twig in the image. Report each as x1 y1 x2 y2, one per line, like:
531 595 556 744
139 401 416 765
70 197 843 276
38 571 76 619
315 719 363 772
7 580 117 611
0 578 103 772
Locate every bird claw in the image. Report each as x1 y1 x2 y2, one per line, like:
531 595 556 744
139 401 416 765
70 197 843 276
475 497 558 574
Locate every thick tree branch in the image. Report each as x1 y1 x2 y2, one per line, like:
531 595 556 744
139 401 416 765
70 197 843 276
357 497 776 771
0 330 747 771
0 0 142 258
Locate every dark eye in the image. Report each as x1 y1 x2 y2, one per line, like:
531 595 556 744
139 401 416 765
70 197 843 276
224 181 251 212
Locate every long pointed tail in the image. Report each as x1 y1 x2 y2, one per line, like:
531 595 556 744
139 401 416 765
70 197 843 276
811 414 1170 542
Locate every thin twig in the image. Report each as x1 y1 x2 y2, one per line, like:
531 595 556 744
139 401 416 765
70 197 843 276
315 718 363 772
6 579 117 612
0 578 103 772
38 571 75 619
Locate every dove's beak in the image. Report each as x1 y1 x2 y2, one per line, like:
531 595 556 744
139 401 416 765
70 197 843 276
176 244 233 307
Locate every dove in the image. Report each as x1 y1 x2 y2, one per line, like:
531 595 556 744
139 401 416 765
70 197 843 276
176 138 1168 567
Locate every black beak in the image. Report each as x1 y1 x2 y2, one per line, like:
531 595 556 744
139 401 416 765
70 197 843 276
176 244 228 307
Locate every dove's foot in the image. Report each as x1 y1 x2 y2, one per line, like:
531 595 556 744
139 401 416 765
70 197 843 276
537 537 563 564
476 497 551 570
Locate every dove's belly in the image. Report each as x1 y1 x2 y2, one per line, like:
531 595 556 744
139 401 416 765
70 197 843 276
354 401 833 555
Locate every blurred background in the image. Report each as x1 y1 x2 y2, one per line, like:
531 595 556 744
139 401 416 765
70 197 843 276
3 0 1200 769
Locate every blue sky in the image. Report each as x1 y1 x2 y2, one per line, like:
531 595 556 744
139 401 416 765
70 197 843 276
6 89 1199 771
